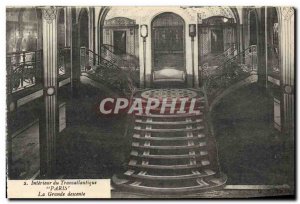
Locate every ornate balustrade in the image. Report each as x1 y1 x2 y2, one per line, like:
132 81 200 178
80 47 137 96
6 50 43 94
203 45 258 104
200 44 237 70
58 47 71 76
101 44 139 71
6 47 72 94
267 44 280 76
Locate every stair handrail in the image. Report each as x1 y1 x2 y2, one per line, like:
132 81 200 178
203 45 257 77
214 44 237 61
80 47 118 71
200 44 237 69
202 45 258 104
100 44 139 70
220 45 256 70
102 44 139 64
80 47 136 96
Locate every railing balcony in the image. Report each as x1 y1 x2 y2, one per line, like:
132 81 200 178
80 47 102 72
244 45 258 72
6 50 42 94
58 47 71 76
267 44 280 77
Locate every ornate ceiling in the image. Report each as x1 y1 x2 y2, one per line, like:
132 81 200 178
105 6 238 24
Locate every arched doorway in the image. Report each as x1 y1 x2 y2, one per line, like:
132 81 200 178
151 12 185 72
198 16 236 65
79 9 89 48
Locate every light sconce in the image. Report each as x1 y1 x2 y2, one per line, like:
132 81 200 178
140 24 148 88
189 24 197 87
189 24 196 38
140 25 148 38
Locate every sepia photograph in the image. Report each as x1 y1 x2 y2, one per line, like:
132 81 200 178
5 4 295 199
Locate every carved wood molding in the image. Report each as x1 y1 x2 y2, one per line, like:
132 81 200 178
104 17 136 26
281 7 294 21
42 6 57 23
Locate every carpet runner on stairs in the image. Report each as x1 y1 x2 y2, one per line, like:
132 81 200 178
112 88 227 194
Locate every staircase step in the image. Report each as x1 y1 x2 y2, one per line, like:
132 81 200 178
134 126 204 133
139 106 205 113
135 112 203 118
135 119 203 125
129 162 205 170
132 97 205 104
132 133 205 141
124 170 216 180
132 142 207 150
112 173 227 194
130 151 208 159
112 88 226 194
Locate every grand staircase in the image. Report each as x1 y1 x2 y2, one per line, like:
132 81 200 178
79 44 257 195
112 88 227 195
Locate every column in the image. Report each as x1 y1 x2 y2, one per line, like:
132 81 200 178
279 7 295 135
237 23 243 56
39 6 59 178
71 8 81 96
257 8 267 87
193 25 199 88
